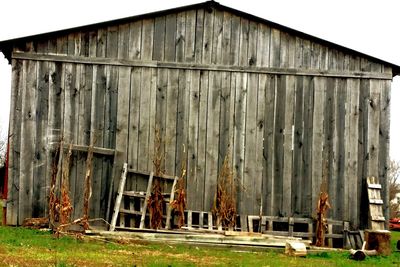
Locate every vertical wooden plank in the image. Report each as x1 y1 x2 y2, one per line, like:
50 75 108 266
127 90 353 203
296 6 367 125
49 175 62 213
187 70 201 210
238 19 249 66
347 79 360 227
118 23 130 59
153 16 166 61
301 77 313 216
269 28 280 68
202 8 214 64
211 9 223 65
185 10 196 62
56 35 68 55
111 66 131 219
273 75 285 216
282 76 295 216
256 24 270 68
79 31 90 57
96 28 107 58
325 78 337 219
292 76 304 215
147 68 158 172
137 68 152 172
175 70 190 177
263 74 276 216
221 11 232 66
175 12 186 62
335 79 347 220
154 68 167 174
358 78 369 228
90 64 106 218
302 39 311 69
18 60 37 224
165 69 179 176
128 20 142 60
204 71 221 211
141 19 154 61
255 74 266 215
75 63 93 219
379 80 390 223
218 72 232 170
230 14 241 66
243 73 258 214
194 10 204 64
165 14 177 62
233 72 247 214
7 59 23 225
33 55 49 218
279 32 290 68
295 37 303 69
367 80 380 179
311 43 321 70
128 67 141 189
247 21 258 67
196 70 209 211
311 77 326 214
102 65 118 218
63 62 78 218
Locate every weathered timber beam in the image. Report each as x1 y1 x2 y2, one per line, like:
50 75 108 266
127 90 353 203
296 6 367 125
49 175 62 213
127 168 176 181
12 52 393 80
63 144 115 156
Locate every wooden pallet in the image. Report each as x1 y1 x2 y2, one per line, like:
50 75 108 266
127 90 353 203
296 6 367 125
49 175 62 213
110 163 178 231
366 176 386 230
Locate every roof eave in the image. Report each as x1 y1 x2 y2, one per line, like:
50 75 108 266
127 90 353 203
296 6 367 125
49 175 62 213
0 0 399 77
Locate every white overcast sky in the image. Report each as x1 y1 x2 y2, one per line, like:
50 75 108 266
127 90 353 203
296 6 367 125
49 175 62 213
0 0 399 161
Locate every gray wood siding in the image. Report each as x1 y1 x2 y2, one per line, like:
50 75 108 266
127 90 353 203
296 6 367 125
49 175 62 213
7 6 392 229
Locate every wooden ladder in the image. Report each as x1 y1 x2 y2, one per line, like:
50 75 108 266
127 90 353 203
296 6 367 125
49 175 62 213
110 163 178 231
366 176 386 230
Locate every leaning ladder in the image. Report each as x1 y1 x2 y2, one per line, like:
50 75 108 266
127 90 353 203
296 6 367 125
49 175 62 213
366 176 386 230
110 163 178 231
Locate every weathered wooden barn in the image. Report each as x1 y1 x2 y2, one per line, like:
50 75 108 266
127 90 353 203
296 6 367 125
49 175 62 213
0 1 399 230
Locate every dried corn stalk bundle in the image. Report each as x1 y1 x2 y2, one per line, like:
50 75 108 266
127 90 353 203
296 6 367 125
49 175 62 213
49 142 61 228
148 126 165 229
213 150 237 229
59 144 73 227
171 145 187 228
315 168 331 247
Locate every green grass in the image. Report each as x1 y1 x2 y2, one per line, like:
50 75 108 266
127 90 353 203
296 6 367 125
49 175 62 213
0 219 399 266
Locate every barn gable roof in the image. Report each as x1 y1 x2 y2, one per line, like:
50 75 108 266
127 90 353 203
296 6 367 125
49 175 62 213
1 0 399 76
